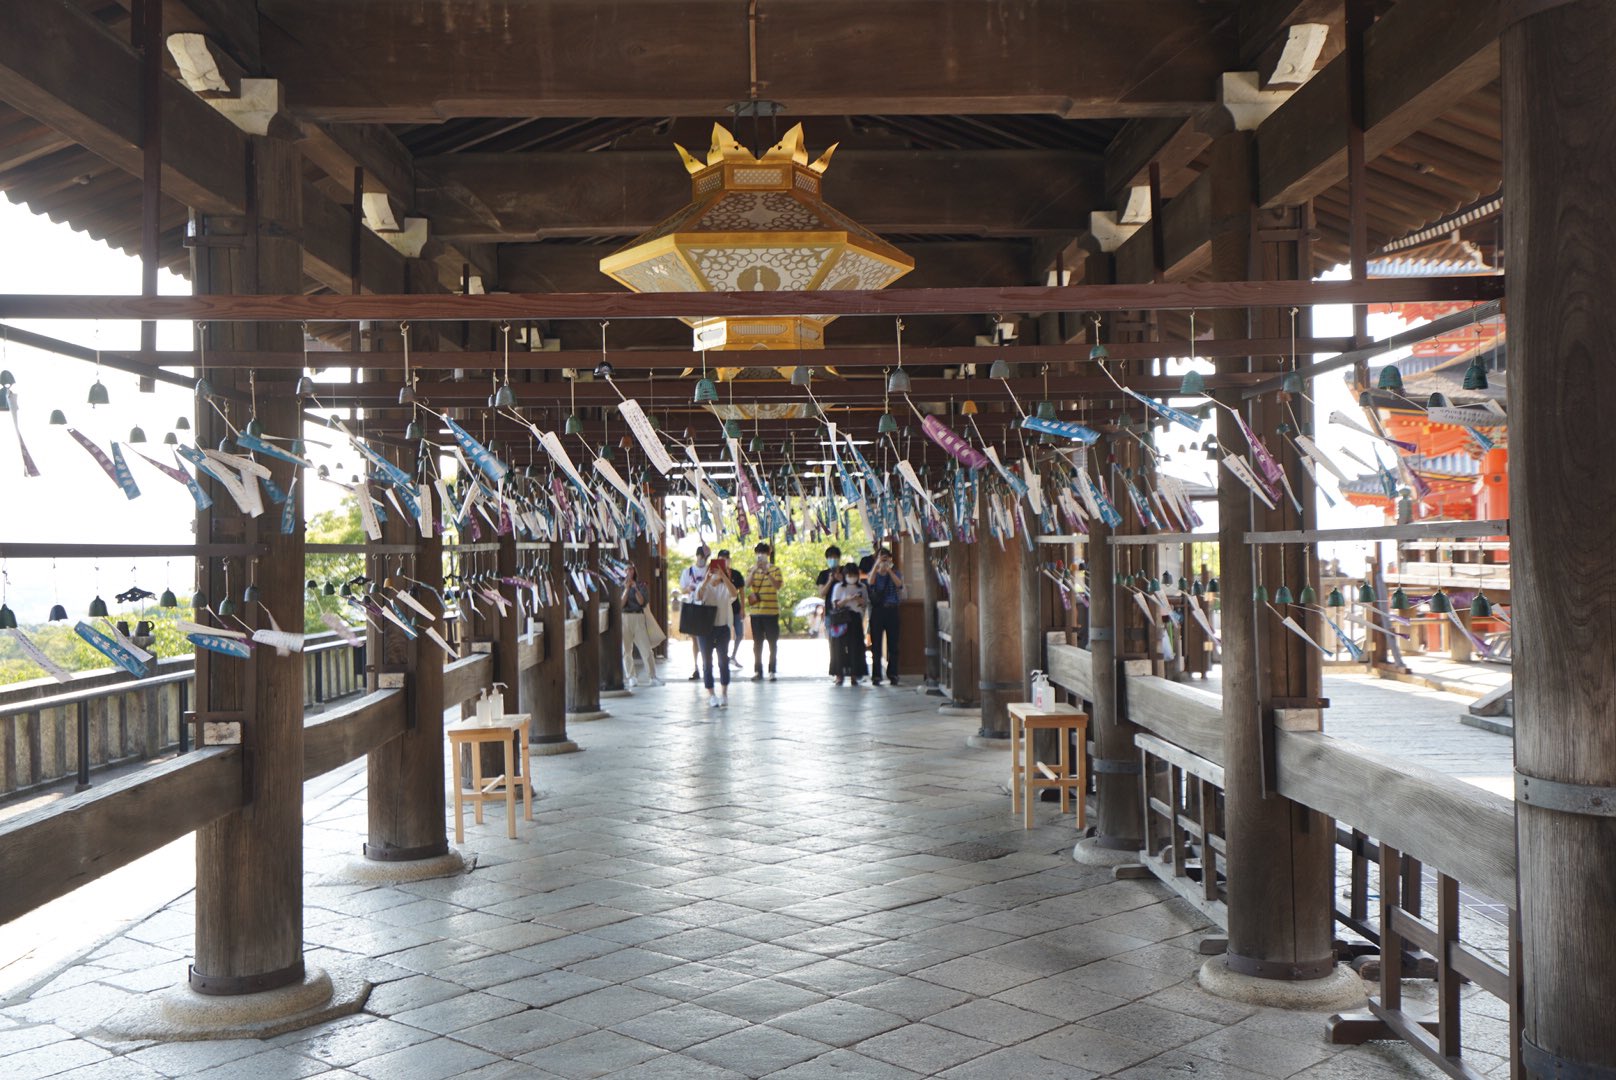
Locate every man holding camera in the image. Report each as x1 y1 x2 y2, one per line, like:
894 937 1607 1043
866 548 905 686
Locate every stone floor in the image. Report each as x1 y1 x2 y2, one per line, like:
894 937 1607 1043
2 642 1476 1079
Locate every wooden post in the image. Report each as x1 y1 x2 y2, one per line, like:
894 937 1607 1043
977 503 1021 738
600 542 625 693
566 543 604 718
1505 5 1616 1072
494 531 520 716
921 540 944 692
1085 496 1142 853
364 353 448 863
189 136 308 995
526 541 575 752
1207 131 1338 988
946 530 980 709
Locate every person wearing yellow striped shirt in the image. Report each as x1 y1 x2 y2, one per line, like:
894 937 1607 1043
747 542 784 681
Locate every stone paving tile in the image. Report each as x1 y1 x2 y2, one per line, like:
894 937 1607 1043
854 1021 999 1074
4 664 1458 1080
683 1025 828 1078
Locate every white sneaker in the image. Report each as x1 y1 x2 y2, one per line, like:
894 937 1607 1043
718 697 729 708
708 694 720 707
626 677 638 689
649 677 665 686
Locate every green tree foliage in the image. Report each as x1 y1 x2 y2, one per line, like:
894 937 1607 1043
304 498 366 633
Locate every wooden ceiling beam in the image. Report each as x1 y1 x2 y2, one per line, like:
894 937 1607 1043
1255 0 1501 208
256 0 1240 123
0 0 247 213
0 276 1502 323
416 150 1105 242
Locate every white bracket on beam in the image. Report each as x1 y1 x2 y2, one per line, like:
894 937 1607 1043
376 217 430 259
362 192 402 233
1269 23 1330 87
1090 210 1143 253
166 32 231 93
1118 185 1152 225
210 78 283 136
1218 72 1294 132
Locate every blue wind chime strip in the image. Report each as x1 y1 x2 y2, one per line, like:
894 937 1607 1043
76 621 151 677
189 632 252 659
1123 388 1204 433
443 416 509 483
1020 415 1101 445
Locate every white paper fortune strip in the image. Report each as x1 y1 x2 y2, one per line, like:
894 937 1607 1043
617 398 678 475
1221 454 1276 510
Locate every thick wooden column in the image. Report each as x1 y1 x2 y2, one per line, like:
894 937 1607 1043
1086 497 1142 852
946 529 980 709
566 543 604 718
921 540 944 692
600 543 625 694
190 136 307 995
1505 5 1616 1073
526 541 575 752
977 505 1022 739
364 417 448 862
1208 131 1336 985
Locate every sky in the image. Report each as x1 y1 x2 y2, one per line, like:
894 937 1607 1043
0 196 1409 616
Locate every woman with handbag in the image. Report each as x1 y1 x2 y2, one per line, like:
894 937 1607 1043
621 564 662 686
693 556 738 707
828 562 870 686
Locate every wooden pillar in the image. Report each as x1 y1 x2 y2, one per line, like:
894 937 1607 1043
1208 131 1336 985
1505 5 1616 1072
1086 493 1142 851
566 543 603 717
977 506 1021 739
946 531 980 708
364 431 448 862
921 541 944 692
600 543 625 693
526 541 573 751
190 136 307 995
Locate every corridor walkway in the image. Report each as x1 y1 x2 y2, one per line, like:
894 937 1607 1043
1 672 1456 1079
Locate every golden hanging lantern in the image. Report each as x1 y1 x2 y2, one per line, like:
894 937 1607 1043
600 123 914 355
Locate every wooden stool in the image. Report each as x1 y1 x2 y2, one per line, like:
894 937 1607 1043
446 713 534 842
1008 702 1089 830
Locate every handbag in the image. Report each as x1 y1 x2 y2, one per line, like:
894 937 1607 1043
678 601 716 638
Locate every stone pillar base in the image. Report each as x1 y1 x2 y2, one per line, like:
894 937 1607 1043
1073 836 1143 868
326 850 469 887
566 709 611 721
1197 957 1367 1011
532 740 583 756
938 705 981 717
966 734 1010 750
95 966 369 1042
600 689 633 699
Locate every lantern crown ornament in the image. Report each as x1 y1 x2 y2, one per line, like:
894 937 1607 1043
600 123 913 354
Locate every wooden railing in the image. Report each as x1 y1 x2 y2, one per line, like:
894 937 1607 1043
1045 639 1519 1079
0 650 496 926
0 633 365 799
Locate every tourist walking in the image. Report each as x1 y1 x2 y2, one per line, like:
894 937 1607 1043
746 541 783 680
716 549 747 665
828 562 870 686
815 544 843 677
694 555 738 707
620 564 662 686
678 544 709 680
867 548 905 685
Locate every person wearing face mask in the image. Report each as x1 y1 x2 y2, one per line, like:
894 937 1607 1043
814 545 843 678
828 562 870 686
678 544 710 680
746 541 783 681
716 548 747 665
866 548 905 686
694 555 738 707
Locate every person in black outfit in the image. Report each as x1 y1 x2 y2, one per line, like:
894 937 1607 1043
814 545 843 677
866 548 905 685
828 562 869 686
715 548 746 664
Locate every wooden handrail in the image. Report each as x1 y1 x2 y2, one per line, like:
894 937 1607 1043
302 690 406 782
0 747 242 925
